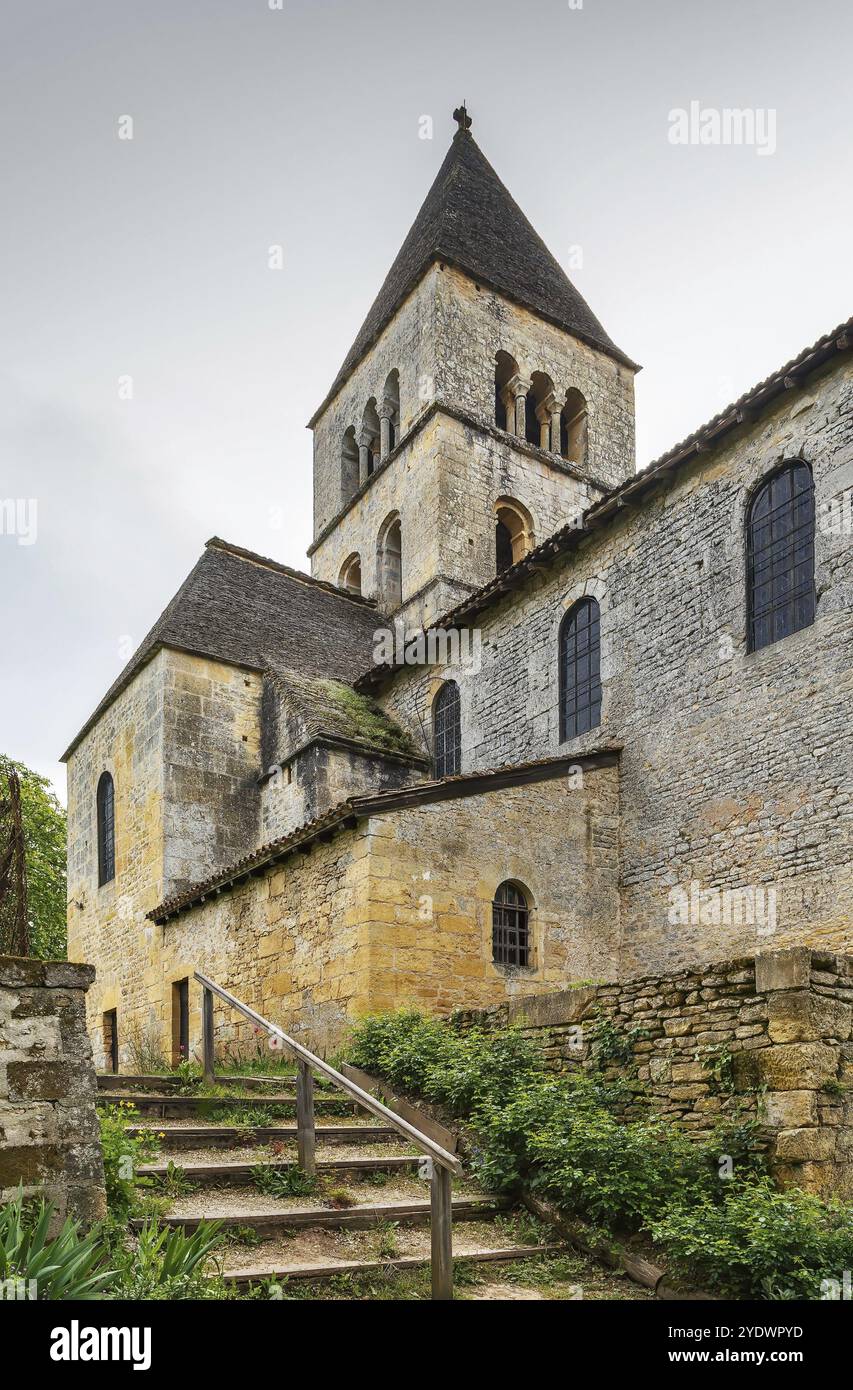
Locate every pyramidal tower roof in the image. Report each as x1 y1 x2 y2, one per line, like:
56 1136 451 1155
311 108 635 424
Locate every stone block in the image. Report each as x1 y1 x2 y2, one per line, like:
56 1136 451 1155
767 991 853 1044
774 1127 837 1162
43 962 96 990
0 1144 64 1186
760 1090 818 1128
0 957 45 988
741 1042 839 1092
755 948 812 995
6 1061 82 1102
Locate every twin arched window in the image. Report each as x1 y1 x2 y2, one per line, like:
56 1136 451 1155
96 772 115 886
492 881 530 966
433 681 461 778
341 370 401 505
493 353 588 465
747 460 816 652
559 597 602 740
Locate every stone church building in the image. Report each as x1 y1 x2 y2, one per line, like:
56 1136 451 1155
64 112 853 1068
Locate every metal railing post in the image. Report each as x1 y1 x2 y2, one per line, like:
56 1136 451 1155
296 1058 316 1175
202 987 215 1086
430 1163 453 1300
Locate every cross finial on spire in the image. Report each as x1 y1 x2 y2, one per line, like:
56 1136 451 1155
453 103 472 133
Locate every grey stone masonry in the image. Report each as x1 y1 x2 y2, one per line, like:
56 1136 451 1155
0 955 106 1224
454 946 853 1198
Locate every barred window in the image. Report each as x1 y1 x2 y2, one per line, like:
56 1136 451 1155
97 772 115 886
559 597 601 740
433 681 461 778
492 881 530 967
747 461 816 652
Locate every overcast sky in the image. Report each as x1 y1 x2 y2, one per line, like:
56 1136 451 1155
2 0 851 803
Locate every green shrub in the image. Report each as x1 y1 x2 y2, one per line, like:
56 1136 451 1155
648 1180 853 1299
0 1190 116 1300
344 1008 853 1301
99 1102 160 1216
472 1075 728 1228
109 1220 225 1300
251 1165 319 1198
347 1010 543 1115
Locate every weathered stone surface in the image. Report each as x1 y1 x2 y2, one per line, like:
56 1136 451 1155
0 1144 63 1186
744 1042 839 1092
0 958 45 988
43 962 96 990
760 1090 818 1129
774 1127 837 1162
0 956 105 1223
755 949 813 995
767 990 853 1044
6 1061 82 1102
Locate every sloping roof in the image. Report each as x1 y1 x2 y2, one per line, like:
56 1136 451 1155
357 314 853 691
264 666 422 763
149 748 621 923
309 125 636 425
62 539 381 760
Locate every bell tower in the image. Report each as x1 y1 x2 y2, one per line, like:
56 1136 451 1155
307 108 638 630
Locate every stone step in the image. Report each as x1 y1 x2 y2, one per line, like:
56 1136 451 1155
137 1155 423 1185
127 1124 402 1149
100 1093 360 1117
130 1195 509 1238
223 1242 568 1289
96 1073 334 1094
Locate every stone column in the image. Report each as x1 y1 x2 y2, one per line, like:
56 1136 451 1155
537 391 558 453
379 398 396 460
358 430 372 485
550 407 563 456
505 374 529 438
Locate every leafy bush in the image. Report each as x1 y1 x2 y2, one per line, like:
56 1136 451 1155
347 1010 543 1115
471 1074 743 1228
0 1190 115 1300
251 1165 318 1198
344 1009 853 1299
109 1220 225 1300
99 1102 160 1216
648 1180 853 1299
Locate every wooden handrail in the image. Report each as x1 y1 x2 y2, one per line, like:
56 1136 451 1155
193 971 461 1176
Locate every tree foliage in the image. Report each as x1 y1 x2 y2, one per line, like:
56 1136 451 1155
0 755 67 959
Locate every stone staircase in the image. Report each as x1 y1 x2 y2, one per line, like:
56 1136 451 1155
98 1071 567 1294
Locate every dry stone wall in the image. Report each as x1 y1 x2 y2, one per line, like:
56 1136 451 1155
455 946 853 1197
0 956 105 1224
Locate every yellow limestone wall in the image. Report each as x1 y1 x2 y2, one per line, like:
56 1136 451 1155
160 764 620 1057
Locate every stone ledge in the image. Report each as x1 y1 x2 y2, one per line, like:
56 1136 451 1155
0 955 95 991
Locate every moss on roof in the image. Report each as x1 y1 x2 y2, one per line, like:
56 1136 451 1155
267 666 421 761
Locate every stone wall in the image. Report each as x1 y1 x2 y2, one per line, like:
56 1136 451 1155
310 408 599 630
454 946 853 1197
310 263 636 544
377 355 853 971
0 956 105 1223
67 648 265 1067
145 761 620 1057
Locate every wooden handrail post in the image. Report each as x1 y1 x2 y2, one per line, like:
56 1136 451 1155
430 1163 453 1300
202 987 215 1086
296 1059 315 1175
